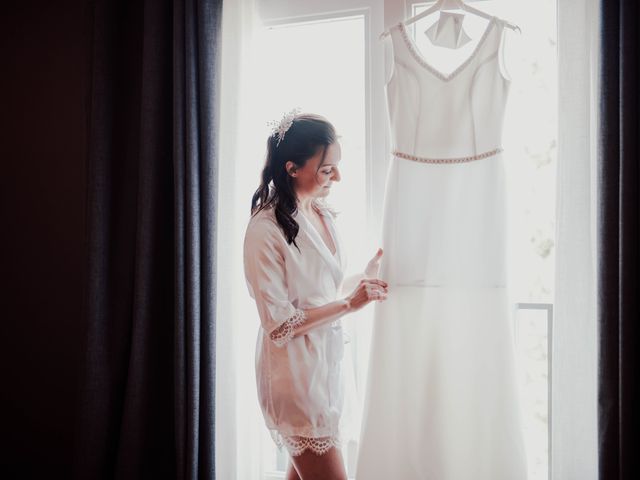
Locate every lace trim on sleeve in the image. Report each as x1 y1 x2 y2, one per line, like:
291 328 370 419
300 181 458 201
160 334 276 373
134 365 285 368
271 430 342 457
269 308 307 347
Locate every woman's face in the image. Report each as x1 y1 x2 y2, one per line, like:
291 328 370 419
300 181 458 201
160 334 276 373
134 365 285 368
287 142 342 199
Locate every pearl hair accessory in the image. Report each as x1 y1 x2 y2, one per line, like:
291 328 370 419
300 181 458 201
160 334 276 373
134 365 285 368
267 107 301 147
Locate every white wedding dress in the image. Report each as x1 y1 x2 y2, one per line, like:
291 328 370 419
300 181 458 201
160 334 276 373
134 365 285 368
355 16 528 479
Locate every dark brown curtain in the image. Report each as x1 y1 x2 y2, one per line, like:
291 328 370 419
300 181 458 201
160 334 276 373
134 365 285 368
72 0 221 478
598 0 640 479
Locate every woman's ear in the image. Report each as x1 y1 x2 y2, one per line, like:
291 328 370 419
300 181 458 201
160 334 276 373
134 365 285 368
285 161 298 177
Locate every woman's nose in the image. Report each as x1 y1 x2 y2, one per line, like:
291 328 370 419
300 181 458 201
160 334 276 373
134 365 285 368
332 169 341 182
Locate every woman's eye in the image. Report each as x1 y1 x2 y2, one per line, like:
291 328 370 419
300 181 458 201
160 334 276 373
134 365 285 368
323 170 332 175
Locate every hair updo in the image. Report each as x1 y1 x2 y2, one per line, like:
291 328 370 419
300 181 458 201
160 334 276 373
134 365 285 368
250 113 338 250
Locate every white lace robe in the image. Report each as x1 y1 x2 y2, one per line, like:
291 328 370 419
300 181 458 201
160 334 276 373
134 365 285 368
243 201 348 456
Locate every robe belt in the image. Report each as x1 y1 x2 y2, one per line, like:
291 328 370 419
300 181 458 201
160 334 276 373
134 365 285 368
393 147 503 164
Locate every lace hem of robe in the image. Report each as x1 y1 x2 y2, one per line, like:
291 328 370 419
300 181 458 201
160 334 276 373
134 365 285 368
269 308 307 347
270 430 342 457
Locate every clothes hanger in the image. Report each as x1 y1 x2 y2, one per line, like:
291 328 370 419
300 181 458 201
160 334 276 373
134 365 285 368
380 0 521 40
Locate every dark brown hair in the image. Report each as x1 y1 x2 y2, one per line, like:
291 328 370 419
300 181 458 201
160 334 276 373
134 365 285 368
251 113 338 250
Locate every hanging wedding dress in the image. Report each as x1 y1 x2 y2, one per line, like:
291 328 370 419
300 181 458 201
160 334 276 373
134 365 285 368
356 16 528 480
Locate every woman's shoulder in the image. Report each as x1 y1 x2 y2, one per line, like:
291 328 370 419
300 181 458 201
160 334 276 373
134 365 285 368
248 204 279 225
245 206 284 244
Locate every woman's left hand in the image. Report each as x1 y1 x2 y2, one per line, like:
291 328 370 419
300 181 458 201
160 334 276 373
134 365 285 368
364 248 383 278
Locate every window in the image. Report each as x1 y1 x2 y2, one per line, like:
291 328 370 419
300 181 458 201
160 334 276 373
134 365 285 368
223 1 558 479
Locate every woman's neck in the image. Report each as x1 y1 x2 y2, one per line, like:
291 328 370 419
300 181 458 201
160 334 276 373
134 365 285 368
297 196 317 214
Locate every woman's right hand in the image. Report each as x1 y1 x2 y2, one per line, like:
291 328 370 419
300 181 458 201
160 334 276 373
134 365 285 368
345 278 388 312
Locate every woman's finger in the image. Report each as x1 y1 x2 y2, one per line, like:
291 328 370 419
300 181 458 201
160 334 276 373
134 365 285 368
363 278 388 288
366 286 386 299
372 291 387 301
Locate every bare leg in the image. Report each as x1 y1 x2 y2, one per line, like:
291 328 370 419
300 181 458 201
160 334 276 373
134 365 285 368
289 446 347 480
286 462 301 480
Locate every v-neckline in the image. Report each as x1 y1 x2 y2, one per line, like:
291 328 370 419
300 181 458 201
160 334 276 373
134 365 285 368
397 15 498 82
300 206 337 257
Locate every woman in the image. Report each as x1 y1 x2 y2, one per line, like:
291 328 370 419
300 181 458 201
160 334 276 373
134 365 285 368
243 111 388 480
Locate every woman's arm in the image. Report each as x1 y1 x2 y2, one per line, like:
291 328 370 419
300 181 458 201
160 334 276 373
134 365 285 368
269 277 388 342
291 299 352 337
246 218 387 346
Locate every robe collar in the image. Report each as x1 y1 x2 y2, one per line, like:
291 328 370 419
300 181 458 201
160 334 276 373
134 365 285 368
295 203 345 290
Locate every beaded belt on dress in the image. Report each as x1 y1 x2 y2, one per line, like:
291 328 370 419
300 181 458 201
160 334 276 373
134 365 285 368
393 147 503 164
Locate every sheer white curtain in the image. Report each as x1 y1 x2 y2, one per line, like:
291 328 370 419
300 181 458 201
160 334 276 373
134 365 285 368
216 0 268 478
553 0 599 478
